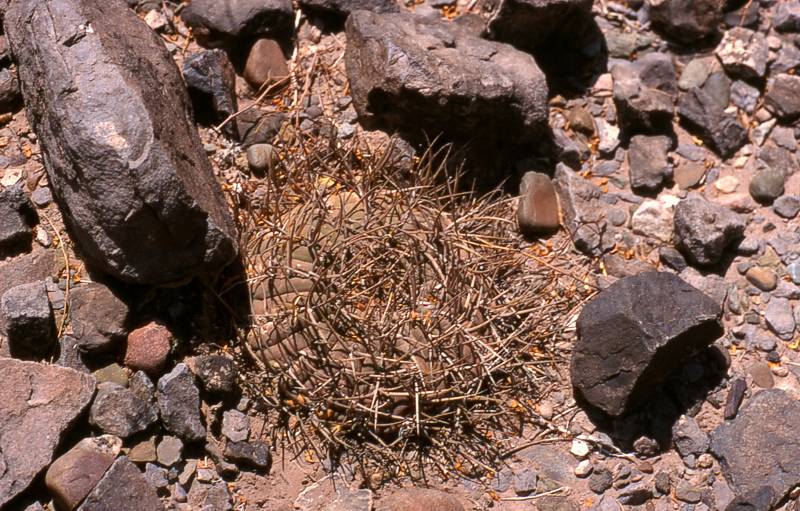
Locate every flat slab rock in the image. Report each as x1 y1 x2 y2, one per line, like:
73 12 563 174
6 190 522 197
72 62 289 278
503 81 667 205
344 10 548 146
571 272 722 416
711 389 800 507
0 358 96 507
5 0 238 285
77 456 163 511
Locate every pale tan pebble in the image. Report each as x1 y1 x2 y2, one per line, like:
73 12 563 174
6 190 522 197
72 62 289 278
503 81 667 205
574 459 593 478
714 176 739 193
570 439 591 459
772 365 789 377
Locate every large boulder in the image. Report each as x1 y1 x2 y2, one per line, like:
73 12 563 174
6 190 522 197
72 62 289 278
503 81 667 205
571 272 722 416
344 10 548 164
5 0 238 285
180 0 293 48
711 389 800 508
0 358 96 507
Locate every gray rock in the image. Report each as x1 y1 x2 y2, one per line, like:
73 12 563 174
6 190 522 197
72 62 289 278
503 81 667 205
156 436 183 467
517 171 560 236
715 27 769 80
611 59 675 135
749 167 785 204
571 272 722 416
730 80 760 114
299 0 399 17
678 87 748 158
0 359 96 507
78 456 163 510
245 143 279 175
56 335 90 373
222 409 250 443
1 281 54 358
5 0 238 285
30 186 52 208
774 195 800 218
157 363 206 442
344 10 548 165
553 164 607 256
188 480 232 511
764 297 795 340
513 468 538 496
765 73 800 121
68 283 128 354
143 463 169 490
649 0 722 44
89 382 159 438
659 247 687 271
672 415 709 458
679 57 713 91
673 196 745 266
45 435 121 511
223 440 271 471
588 466 613 494
774 1 800 32
0 184 35 259
711 389 800 508
627 135 672 193
180 0 293 48
182 49 238 138
485 0 592 51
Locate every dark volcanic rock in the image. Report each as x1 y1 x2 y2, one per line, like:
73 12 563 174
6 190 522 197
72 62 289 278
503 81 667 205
0 359 96 507
45 435 121 511
553 163 607 256
765 73 800 121
180 0 293 48
77 456 163 511
68 283 128 354
0 66 21 114
5 0 238 285
648 0 723 45
571 272 722 416
1 281 55 358
0 248 55 333
89 382 159 438
299 0 399 18
223 440 272 471
0 184 35 259
157 363 206 442
673 196 745 266
672 415 709 457
715 27 768 81
190 354 238 395
627 135 672 193
711 389 800 508
345 10 548 166
612 59 675 135
678 87 748 158
182 49 238 138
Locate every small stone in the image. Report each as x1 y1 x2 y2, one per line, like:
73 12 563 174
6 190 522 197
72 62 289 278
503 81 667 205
618 485 653 506
574 460 593 478
749 168 785 204
68 282 129 354
182 49 238 138
627 135 672 193
658 247 687 272
1 281 55 358
714 176 739 194
765 74 800 121
631 199 674 243
246 143 279 175
724 378 747 420
243 38 289 91
125 322 172 375
223 440 271 472
649 0 722 45
89 382 158 438
517 171 560 236
672 415 709 457
46 435 121 511
143 463 169 490
633 436 660 458
679 58 713 91
675 480 703 503
673 162 706 190
678 87 747 158
674 196 745 266
745 266 778 292
78 456 162 511
30 187 52 207
190 354 237 395
774 195 800 219
157 436 183 467
715 27 769 80
512 469 538 496
764 297 795 339
378 488 464 511
221 410 250 443
589 466 613 494
157 363 206 442
750 361 775 389
93 363 129 386
570 438 591 458
128 437 158 463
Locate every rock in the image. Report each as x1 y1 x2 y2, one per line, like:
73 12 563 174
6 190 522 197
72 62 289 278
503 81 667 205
517 171 560 236
5 0 238 285
570 438 591 458
679 57 713 91
377 488 464 511
0 66 21 114
224 440 271 471
711 389 800 507
612 60 675 135
0 359 96 507
589 466 613 494
764 297 795 340
243 38 290 91
730 80 760 113
0 184 35 259
0 249 54 334
774 1 800 32
765 74 800 121
45 435 121 511
571 272 722 416
678 87 748 158
77 456 163 511
749 167 785 204
345 10 548 167
298 0 399 18
675 481 703 503
180 0 293 48
128 437 157 463
553 164 607 256
222 409 250 443
93 363 129 387
714 176 739 194
57 336 90 373
745 266 778 292
89 382 159 438
156 436 183 467
628 135 672 193
715 28 768 80
245 143 279 175
513 469 538 495
724 378 747 419
156 363 206 442
143 463 169 491
648 0 722 44
725 487 774 511
672 415 709 458
749 361 774 389
1 281 54 358
190 354 237 395
659 246 687 271
773 195 800 219
124 322 172 375
673 161 706 190
188 480 232 511
673 196 745 266
68 283 128 354
182 49 238 138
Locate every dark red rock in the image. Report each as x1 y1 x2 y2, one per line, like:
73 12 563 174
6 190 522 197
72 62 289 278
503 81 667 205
68 282 128 354
124 322 171 375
